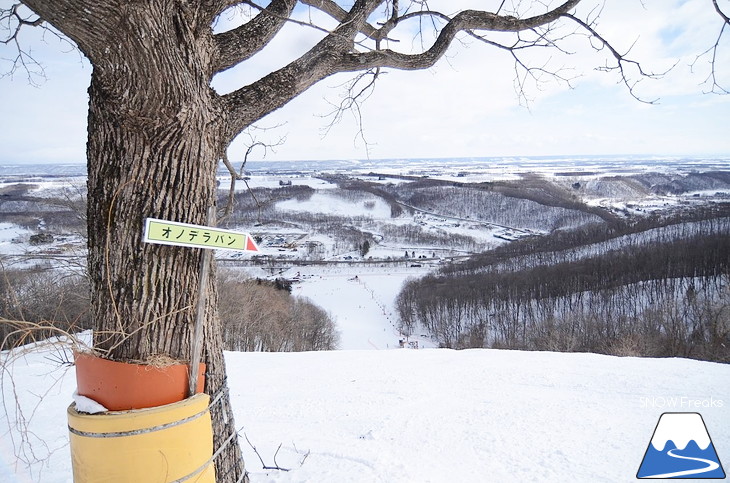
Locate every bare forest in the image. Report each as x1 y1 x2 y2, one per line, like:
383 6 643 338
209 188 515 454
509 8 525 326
0 182 338 353
2 165 730 363
397 208 730 362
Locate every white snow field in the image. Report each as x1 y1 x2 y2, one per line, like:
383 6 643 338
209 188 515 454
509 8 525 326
1 338 728 482
287 265 435 350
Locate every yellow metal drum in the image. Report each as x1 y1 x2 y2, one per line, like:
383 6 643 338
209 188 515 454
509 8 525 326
67 393 215 482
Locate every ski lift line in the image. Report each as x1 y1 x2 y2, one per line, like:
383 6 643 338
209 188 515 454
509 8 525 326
394 201 533 234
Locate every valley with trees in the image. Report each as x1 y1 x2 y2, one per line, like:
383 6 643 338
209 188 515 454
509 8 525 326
225 159 730 363
3 157 729 363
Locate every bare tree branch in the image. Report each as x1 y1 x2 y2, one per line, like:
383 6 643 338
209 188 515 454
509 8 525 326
1 3 48 85
244 432 290 472
562 13 673 104
338 3 583 72
301 0 379 39
219 0 382 143
10 0 727 151
319 67 380 154
712 0 730 23
464 18 582 106
220 1 583 145
691 0 730 95
212 0 296 74
203 0 250 26
219 130 284 223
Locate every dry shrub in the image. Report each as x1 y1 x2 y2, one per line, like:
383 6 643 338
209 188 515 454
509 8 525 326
608 334 650 358
218 272 339 352
1 268 91 350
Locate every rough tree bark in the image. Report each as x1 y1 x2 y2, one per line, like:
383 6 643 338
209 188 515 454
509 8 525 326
83 14 246 478
21 1 248 479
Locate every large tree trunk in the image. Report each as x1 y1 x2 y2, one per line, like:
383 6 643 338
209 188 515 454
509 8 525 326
12 0 599 480
84 4 245 481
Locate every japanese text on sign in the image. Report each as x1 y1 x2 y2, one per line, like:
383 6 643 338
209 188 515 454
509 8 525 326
143 218 259 252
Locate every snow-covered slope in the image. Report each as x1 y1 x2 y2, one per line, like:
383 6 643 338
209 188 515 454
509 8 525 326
233 350 729 482
2 342 728 482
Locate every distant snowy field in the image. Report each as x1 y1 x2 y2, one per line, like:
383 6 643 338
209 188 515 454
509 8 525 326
3 155 730 265
0 223 33 255
2 156 729 481
2 342 728 482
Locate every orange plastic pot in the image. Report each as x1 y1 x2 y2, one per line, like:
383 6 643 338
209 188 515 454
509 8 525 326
74 352 205 411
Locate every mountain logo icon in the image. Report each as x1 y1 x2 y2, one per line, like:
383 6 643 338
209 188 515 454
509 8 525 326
637 412 726 479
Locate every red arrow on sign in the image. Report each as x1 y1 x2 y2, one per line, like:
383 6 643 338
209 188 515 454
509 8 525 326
245 235 259 252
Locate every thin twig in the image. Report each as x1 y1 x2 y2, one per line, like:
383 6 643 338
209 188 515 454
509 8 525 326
243 432 290 472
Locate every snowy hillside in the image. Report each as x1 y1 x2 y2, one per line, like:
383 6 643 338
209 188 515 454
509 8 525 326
232 350 729 482
3 156 730 269
2 156 729 482
2 341 728 482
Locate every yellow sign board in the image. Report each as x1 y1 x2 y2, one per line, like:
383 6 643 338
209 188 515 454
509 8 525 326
143 218 259 252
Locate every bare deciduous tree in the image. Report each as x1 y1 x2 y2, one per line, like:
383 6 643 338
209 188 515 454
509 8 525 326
1 1 727 480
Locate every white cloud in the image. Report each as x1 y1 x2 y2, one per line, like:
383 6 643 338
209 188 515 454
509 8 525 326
1 0 728 165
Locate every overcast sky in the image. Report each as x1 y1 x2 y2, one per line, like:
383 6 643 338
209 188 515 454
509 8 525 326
0 0 728 165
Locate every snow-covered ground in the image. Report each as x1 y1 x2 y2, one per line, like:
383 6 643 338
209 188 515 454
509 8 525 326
2 157 730 482
2 339 728 482
2 260 729 482
276 193 392 220
0 223 33 256
230 263 433 350
290 265 433 350
233 349 729 482
4 156 730 268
